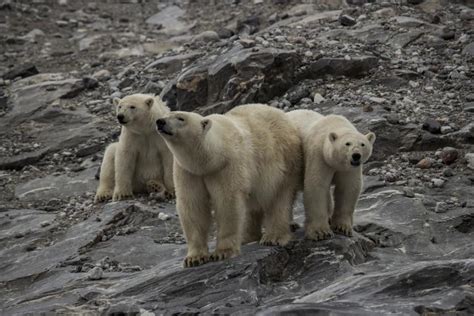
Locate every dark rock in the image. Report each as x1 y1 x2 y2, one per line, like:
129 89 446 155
166 46 301 113
422 118 441 134
440 27 455 40
304 56 378 79
76 144 103 158
216 28 234 39
2 63 39 80
117 77 134 90
0 148 49 170
407 0 424 4
339 14 357 26
236 15 260 35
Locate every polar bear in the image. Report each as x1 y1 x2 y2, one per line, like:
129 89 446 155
95 94 174 202
287 110 375 239
156 104 302 267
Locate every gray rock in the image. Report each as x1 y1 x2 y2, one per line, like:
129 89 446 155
192 31 220 43
339 14 356 27
87 267 103 280
146 6 193 36
422 118 441 134
466 153 474 170
2 63 39 80
462 43 474 59
144 52 203 75
464 102 474 113
15 165 99 201
162 46 301 113
305 56 378 78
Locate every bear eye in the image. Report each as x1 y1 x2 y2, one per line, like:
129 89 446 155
361 143 365 147
130 106 136 110
345 142 351 146
177 117 185 122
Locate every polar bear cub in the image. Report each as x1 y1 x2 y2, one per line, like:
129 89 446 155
95 94 174 202
287 110 375 239
156 104 302 267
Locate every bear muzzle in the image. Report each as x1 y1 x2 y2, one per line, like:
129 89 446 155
156 119 173 136
117 114 127 125
350 153 361 167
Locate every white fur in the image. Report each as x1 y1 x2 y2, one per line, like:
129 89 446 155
158 104 302 267
287 110 375 239
95 94 174 202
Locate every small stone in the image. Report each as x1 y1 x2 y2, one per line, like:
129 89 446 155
463 102 474 113
384 172 398 182
440 27 455 40
416 158 433 169
422 118 441 134
443 168 454 177
192 30 220 43
238 38 255 48
92 69 111 82
431 178 445 188
369 97 386 104
402 187 415 198
40 221 50 227
339 15 356 26
434 201 448 213
465 153 474 170
362 104 373 112
158 212 170 221
87 267 104 280
440 147 458 165
440 126 452 134
313 93 325 104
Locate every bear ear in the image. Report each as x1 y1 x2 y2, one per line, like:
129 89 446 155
201 119 212 133
366 132 376 144
145 97 154 108
113 98 121 106
329 132 338 143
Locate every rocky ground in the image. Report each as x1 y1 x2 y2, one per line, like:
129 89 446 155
0 0 473 315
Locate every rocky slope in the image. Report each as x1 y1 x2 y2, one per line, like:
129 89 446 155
0 0 473 315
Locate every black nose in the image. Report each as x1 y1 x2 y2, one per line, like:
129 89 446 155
352 153 361 161
117 114 125 123
156 119 166 128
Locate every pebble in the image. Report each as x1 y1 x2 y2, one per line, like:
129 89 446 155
92 69 111 82
339 15 356 27
442 168 454 177
416 158 433 169
465 153 474 170
158 212 170 221
431 178 445 188
40 221 50 227
313 93 325 104
434 202 448 213
440 126 452 134
440 147 458 165
422 118 441 134
87 267 104 280
402 187 415 198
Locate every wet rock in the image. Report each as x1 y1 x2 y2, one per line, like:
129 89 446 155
440 147 458 165
2 63 39 80
422 118 441 134
339 14 356 27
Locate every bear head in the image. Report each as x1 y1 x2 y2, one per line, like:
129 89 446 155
326 130 376 170
156 111 212 143
113 94 156 128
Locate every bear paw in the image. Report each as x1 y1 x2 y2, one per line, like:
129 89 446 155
112 190 134 201
94 190 113 203
305 225 334 241
146 180 164 193
332 222 353 237
209 248 239 262
183 254 209 268
260 232 292 247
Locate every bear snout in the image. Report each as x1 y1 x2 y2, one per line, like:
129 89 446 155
156 118 166 128
117 114 126 124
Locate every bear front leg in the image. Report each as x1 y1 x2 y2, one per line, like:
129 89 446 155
304 163 335 241
331 170 362 237
95 143 117 203
112 147 137 201
175 166 211 268
260 185 295 246
210 190 245 261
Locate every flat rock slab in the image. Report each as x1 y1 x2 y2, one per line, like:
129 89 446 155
15 165 99 201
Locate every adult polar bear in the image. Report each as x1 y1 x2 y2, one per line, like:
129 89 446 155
95 94 174 202
156 104 302 267
287 110 375 240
